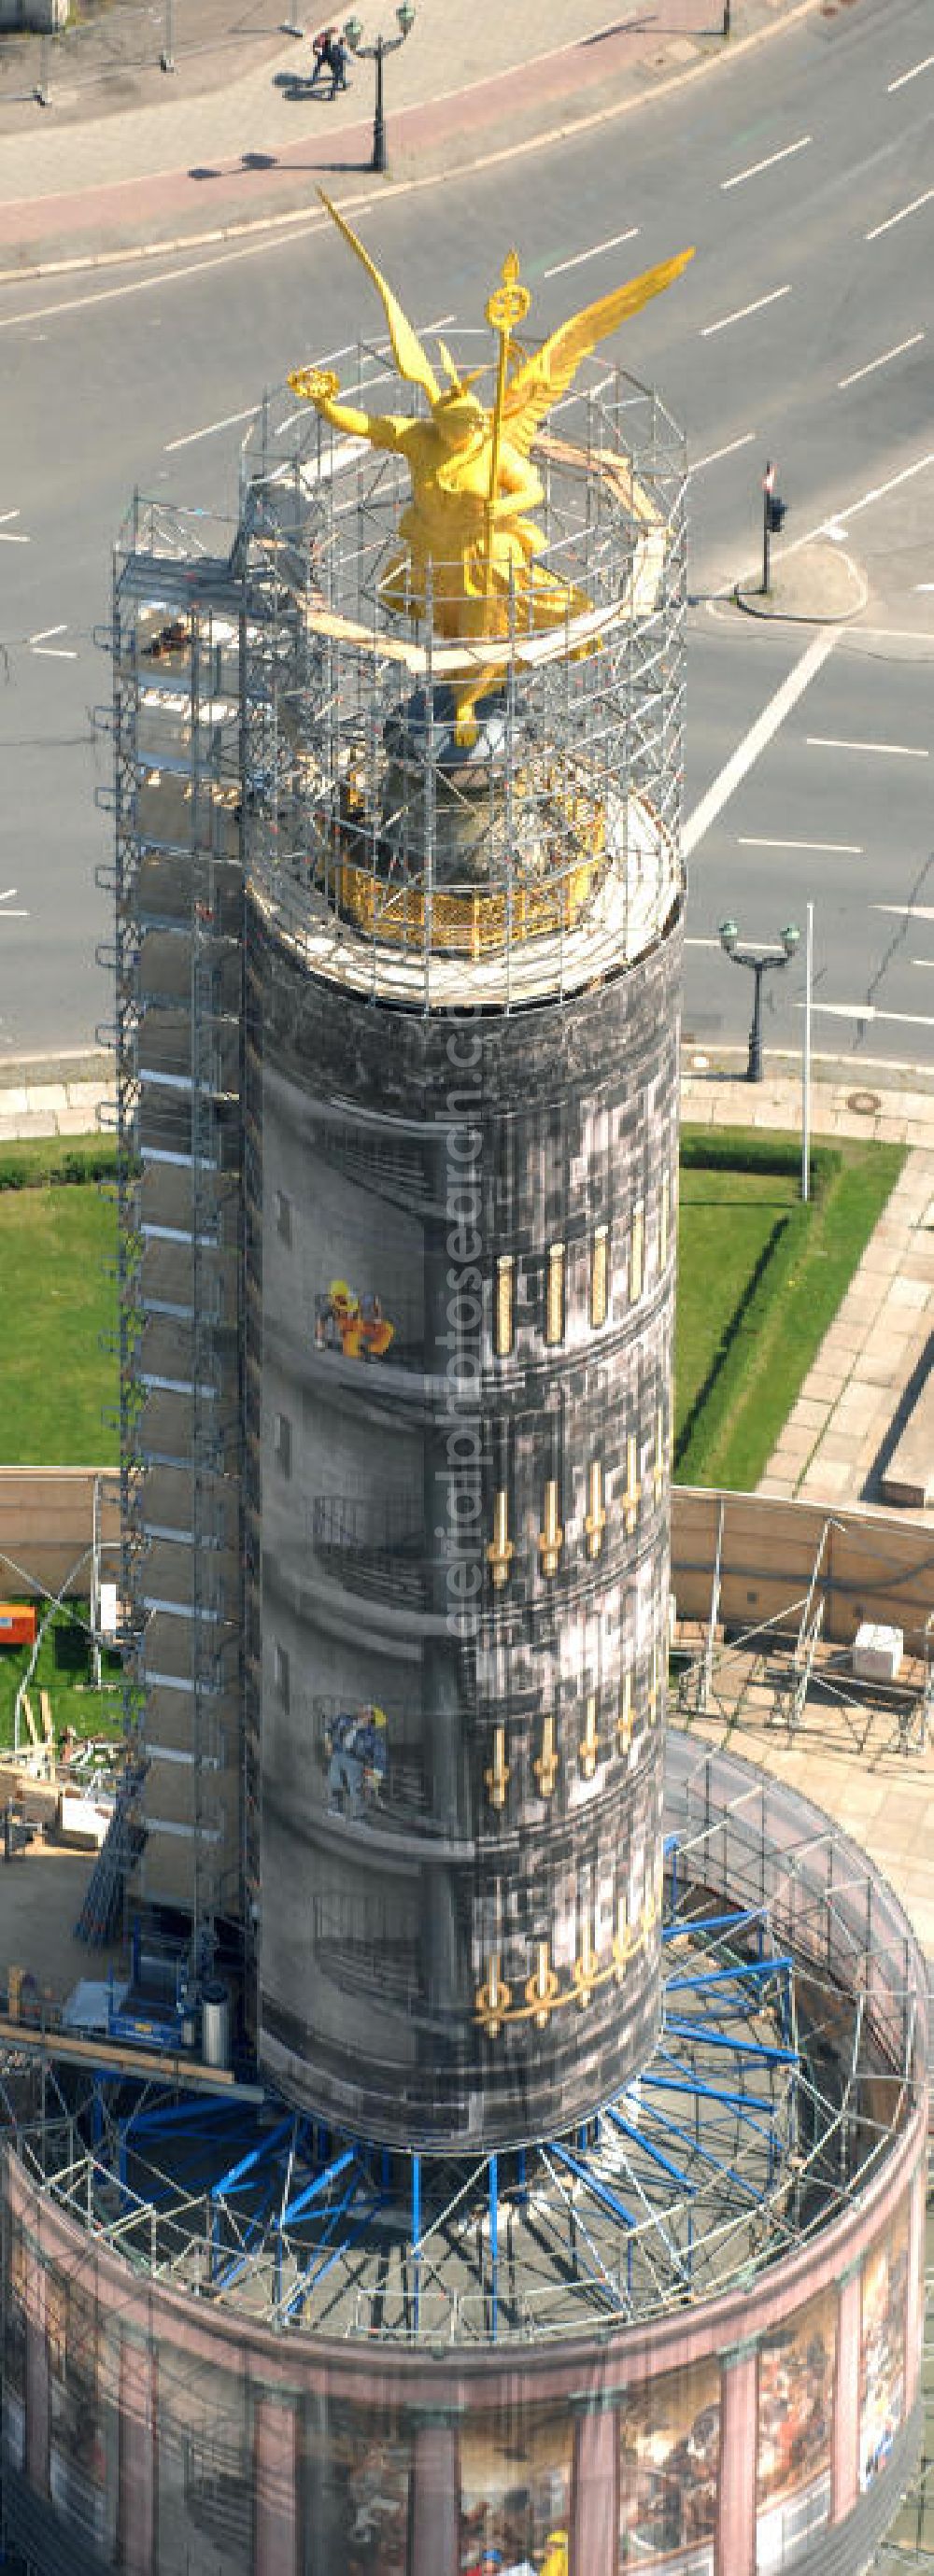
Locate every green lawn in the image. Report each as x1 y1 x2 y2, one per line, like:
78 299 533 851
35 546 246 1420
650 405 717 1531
0 1130 905 1499
0 1605 124 1755
0 1173 118 1465
675 1129 905 1488
677 1157 797 1457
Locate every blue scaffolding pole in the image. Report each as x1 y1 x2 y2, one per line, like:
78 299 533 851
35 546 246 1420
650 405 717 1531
19 1823 810 2341
663 2017 799 2066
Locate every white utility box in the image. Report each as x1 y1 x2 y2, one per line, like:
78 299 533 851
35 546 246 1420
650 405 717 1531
99 1582 119 1638
853 1623 903 1684
58 1791 112 1851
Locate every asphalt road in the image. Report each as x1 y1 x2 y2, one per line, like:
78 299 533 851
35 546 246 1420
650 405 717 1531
683 617 934 1049
1 0 932 1062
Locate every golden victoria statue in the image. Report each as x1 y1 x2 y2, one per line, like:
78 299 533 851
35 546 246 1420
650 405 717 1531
290 192 693 737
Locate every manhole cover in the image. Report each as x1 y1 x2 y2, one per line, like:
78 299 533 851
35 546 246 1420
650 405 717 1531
846 1090 881 1115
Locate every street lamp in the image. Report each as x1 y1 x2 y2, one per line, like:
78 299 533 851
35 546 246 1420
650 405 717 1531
344 4 415 175
718 920 800 1083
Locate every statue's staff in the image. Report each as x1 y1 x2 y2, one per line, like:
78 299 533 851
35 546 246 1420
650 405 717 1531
483 250 531 620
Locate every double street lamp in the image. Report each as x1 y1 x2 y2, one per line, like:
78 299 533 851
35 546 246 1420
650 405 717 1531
344 4 416 174
719 920 800 1083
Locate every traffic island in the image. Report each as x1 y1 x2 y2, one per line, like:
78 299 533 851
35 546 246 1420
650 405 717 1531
735 534 869 623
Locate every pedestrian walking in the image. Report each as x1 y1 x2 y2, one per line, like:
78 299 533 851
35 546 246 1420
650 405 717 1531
308 25 330 87
326 29 348 94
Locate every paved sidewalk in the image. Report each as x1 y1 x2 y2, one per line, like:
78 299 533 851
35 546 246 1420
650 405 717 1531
0 0 298 120
760 1150 934 1513
0 0 812 272
758 1143 934 1504
0 1059 108 1141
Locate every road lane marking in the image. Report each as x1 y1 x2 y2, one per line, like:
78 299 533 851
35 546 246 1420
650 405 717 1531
838 332 925 389
866 190 934 242
834 457 934 517
817 451 934 540
165 402 263 453
682 628 839 859
28 624 66 643
0 510 21 525
0 891 27 918
685 936 721 948
544 228 638 279
915 584 934 592
848 621 934 640
800 1002 934 1029
806 737 928 757
32 646 78 659
886 53 934 91
700 285 791 338
720 134 811 190
687 431 756 476
737 836 863 853
911 959 934 968
0 214 332 333
0 533 29 542
873 905 934 920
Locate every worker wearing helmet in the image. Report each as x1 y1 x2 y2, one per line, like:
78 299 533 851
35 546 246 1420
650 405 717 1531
540 2537 568 2576
326 1703 388 1819
317 1278 394 1361
328 1277 362 1358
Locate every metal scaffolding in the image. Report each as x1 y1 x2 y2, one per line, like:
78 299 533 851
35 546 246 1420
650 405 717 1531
99 341 687 1997
92 384 924 2384
101 499 248 1964
1 1738 923 2349
676 1515 934 1760
236 345 686 1012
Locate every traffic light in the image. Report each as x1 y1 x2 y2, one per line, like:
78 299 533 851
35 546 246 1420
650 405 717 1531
761 461 786 593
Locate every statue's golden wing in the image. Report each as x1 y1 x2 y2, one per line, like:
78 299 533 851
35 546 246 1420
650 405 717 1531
318 188 442 405
502 246 694 453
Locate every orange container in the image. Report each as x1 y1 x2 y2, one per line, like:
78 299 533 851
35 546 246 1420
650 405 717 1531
0 1606 37 1649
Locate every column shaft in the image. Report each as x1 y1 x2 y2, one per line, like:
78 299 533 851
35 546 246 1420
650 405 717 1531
570 2402 616 2576
255 2397 299 2576
906 2170 926 2414
24 2264 49 2498
716 2349 757 2576
831 2268 862 2524
411 2422 459 2576
119 2335 156 2576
